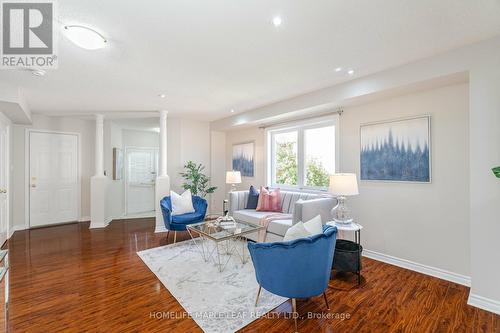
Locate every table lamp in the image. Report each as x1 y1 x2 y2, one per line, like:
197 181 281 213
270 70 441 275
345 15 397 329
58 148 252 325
329 173 359 224
226 170 241 192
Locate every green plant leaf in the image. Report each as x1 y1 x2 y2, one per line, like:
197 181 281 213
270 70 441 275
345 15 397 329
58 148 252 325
493 166 500 178
179 160 217 198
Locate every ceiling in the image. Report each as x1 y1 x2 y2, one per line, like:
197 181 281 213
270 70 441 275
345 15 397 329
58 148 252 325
1 0 500 121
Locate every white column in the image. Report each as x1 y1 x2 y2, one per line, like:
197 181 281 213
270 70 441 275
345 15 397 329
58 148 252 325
90 114 109 228
159 110 168 177
155 110 171 233
94 114 104 177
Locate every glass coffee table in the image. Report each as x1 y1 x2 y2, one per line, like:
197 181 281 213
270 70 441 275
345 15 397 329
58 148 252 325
187 219 265 272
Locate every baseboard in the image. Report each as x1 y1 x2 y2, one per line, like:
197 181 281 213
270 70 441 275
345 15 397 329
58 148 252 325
363 249 471 287
78 216 91 222
468 293 500 315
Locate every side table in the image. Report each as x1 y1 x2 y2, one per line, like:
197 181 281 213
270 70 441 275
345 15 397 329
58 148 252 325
327 221 363 285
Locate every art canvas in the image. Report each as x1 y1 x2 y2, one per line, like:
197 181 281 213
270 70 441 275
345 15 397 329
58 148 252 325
232 142 254 177
360 116 431 182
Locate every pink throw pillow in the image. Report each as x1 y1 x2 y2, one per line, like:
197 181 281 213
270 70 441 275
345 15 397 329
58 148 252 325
256 187 282 212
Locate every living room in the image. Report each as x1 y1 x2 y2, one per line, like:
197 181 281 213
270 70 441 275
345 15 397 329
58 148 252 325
0 1 499 332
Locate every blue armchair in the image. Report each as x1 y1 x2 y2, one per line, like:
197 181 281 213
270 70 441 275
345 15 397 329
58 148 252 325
160 195 208 243
248 225 337 332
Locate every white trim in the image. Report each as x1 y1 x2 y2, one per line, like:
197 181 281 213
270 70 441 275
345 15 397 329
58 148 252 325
467 293 500 315
25 129 82 229
363 249 471 287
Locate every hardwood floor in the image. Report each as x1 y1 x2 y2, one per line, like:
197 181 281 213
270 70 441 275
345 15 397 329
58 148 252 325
3 219 499 332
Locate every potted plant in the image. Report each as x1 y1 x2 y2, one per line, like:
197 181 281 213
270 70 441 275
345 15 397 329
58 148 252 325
493 166 500 178
180 161 217 198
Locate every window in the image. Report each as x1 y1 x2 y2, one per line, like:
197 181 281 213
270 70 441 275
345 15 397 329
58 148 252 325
267 116 339 191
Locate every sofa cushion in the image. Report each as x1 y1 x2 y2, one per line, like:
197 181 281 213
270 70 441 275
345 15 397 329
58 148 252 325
245 185 259 209
267 219 293 236
172 211 204 224
256 187 282 212
233 209 273 225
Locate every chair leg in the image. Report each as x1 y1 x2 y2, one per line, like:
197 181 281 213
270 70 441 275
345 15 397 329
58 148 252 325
323 292 330 310
166 231 170 243
255 285 262 307
173 231 177 244
291 298 298 333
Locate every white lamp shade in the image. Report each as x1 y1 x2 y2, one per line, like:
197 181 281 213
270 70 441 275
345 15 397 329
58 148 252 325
226 171 242 184
328 173 359 196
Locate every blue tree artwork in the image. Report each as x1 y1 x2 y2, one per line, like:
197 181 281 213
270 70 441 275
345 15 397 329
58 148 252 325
232 142 254 177
360 116 430 182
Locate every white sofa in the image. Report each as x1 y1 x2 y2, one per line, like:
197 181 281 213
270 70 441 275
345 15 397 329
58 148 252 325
228 190 336 242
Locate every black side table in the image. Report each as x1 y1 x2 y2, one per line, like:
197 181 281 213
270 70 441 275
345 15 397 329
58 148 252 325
329 222 363 285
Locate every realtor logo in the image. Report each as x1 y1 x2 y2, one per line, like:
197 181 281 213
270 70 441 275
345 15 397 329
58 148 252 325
1 1 57 68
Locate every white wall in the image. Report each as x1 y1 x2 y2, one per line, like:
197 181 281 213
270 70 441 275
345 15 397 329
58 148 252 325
342 83 470 276
104 121 124 219
122 129 159 149
210 131 226 214
11 115 95 228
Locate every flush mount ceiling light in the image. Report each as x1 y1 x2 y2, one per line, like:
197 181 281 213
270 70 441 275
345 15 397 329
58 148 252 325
335 67 342 72
64 25 107 50
230 109 235 113
272 16 282 27
158 93 166 98
347 69 355 75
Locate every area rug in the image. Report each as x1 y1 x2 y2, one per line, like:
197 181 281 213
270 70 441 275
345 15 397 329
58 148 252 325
137 239 287 333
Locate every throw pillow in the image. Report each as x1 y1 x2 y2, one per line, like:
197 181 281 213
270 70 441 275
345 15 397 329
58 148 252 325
302 215 323 236
283 221 311 241
170 190 195 216
256 187 282 212
245 185 259 209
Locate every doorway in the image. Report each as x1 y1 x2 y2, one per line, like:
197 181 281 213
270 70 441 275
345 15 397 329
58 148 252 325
28 131 80 228
125 147 158 216
0 118 9 245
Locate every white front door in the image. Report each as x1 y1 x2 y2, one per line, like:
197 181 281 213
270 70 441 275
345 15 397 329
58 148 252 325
29 132 79 227
0 119 8 246
126 148 158 215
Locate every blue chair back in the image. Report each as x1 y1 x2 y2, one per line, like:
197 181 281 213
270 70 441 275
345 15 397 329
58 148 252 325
160 195 207 231
248 225 337 299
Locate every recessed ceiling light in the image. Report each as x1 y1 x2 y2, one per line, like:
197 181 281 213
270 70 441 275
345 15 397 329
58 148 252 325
335 67 342 72
64 25 107 50
272 16 282 27
230 109 235 113
158 93 166 98
31 69 46 77
347 69 355 75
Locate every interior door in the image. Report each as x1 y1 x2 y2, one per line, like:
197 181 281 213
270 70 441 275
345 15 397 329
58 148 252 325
126 148 158 215
29 132 79 227
0 120 8 246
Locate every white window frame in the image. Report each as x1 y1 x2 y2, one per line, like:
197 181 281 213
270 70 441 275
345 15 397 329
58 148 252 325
265 114 340 193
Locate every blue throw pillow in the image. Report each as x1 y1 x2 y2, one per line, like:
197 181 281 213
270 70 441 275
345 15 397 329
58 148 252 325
246 185 259 209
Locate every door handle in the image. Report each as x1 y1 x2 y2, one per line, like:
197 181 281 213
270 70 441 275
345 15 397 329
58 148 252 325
31 184 36 188
0 189 5 193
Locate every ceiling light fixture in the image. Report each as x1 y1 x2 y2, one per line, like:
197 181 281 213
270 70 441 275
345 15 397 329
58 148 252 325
158 93 166 98
347 69 355 75
230 109 235 113
64 25 107 50
272 16 282 27
335 67 342 72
